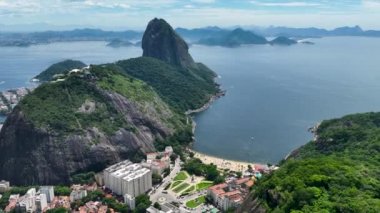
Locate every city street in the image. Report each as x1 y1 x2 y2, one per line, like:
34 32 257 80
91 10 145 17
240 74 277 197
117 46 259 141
149 158 181 204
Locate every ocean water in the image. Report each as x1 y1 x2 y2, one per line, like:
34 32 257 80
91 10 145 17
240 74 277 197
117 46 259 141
0 41 142 91
190 37 380 164
1 38 380 164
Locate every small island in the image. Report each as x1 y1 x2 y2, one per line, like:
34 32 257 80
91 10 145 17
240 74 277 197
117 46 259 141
198 28 267 47
269 36 298 46
106 39 134 48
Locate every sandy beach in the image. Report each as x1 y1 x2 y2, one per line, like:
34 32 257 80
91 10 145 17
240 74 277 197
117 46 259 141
189 149 265 172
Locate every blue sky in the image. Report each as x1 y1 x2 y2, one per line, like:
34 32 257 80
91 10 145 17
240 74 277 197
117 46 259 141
0 0 379 31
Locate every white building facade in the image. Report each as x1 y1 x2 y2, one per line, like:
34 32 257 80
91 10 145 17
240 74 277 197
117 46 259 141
104 160 152 197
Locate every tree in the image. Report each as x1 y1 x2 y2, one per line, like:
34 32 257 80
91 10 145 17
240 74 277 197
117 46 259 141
152 173 163 185
163 168 170 177
236 171 242 178
134 194 152 213
248 165 253 172
214 176 225 184
46 208 69 213
170 154 177 162
154 202 161 210
54 186 71 196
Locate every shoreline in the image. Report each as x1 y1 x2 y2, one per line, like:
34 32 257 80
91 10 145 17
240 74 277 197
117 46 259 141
185 90 226 116
184 89 268 171
189 148 267 172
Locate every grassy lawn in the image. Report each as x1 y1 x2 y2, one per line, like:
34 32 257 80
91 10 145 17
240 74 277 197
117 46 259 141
170 181 182 189
173 183 190 193
196 181 213 191
186 196 206 209
181 185 195 195
174 171 189 181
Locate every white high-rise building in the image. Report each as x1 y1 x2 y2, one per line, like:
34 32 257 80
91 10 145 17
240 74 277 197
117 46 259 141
36 193 47 213
16 188 37 213
39 186 54 203
103 160 152 197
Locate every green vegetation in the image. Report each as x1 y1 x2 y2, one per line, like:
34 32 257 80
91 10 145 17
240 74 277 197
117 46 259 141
116 57 218 112
170 181 182 189
196 181 213 191
174 171 189 181
71 190 129 213
254 112 380 212
54 186 71 196
70 172 95 184
103 197 129 213
35 59 86 82
134 194 152 213
46 207 69 213
92 65 182 130
182 185 196 195
183 158 224 183
186 196 206 208
154 125 194 160
173 183 190 193
152 173 163 185
20 75 127 135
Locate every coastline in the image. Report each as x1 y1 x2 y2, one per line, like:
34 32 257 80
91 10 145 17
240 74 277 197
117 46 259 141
284 122 321 160
189 149 267 172
185 89 267 171
185 90 225 115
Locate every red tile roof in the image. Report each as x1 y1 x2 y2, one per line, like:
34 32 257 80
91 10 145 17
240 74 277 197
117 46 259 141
245 180 254 188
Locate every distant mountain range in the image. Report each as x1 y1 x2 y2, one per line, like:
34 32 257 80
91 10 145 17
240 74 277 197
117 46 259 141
249 25 380 38
0 29 142 47
178 25 380 40
198 28 268 47
0 25 379 47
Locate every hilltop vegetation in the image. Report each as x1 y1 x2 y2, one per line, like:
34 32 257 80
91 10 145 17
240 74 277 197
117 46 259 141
247 112 380 213
34 59 86 82
20 75 126 135
117 57 219 112
21 64 185 136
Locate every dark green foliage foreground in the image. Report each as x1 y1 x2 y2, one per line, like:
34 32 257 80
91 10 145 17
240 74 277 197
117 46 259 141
254 112 380 212
34 59 86 82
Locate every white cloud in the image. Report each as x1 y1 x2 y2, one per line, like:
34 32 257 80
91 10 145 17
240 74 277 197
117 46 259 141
191 0 215 3
184 4 195 8
250 1 321 7
0 0 379 30
362 0 380 11
83 0 131 9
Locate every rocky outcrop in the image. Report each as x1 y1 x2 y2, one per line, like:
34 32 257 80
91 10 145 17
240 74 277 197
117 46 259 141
142 18 196 69
0 86 174 185
0 18 217 186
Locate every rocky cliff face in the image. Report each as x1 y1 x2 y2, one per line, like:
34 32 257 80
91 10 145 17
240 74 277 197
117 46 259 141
0 65 180 185
142 18 196 69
